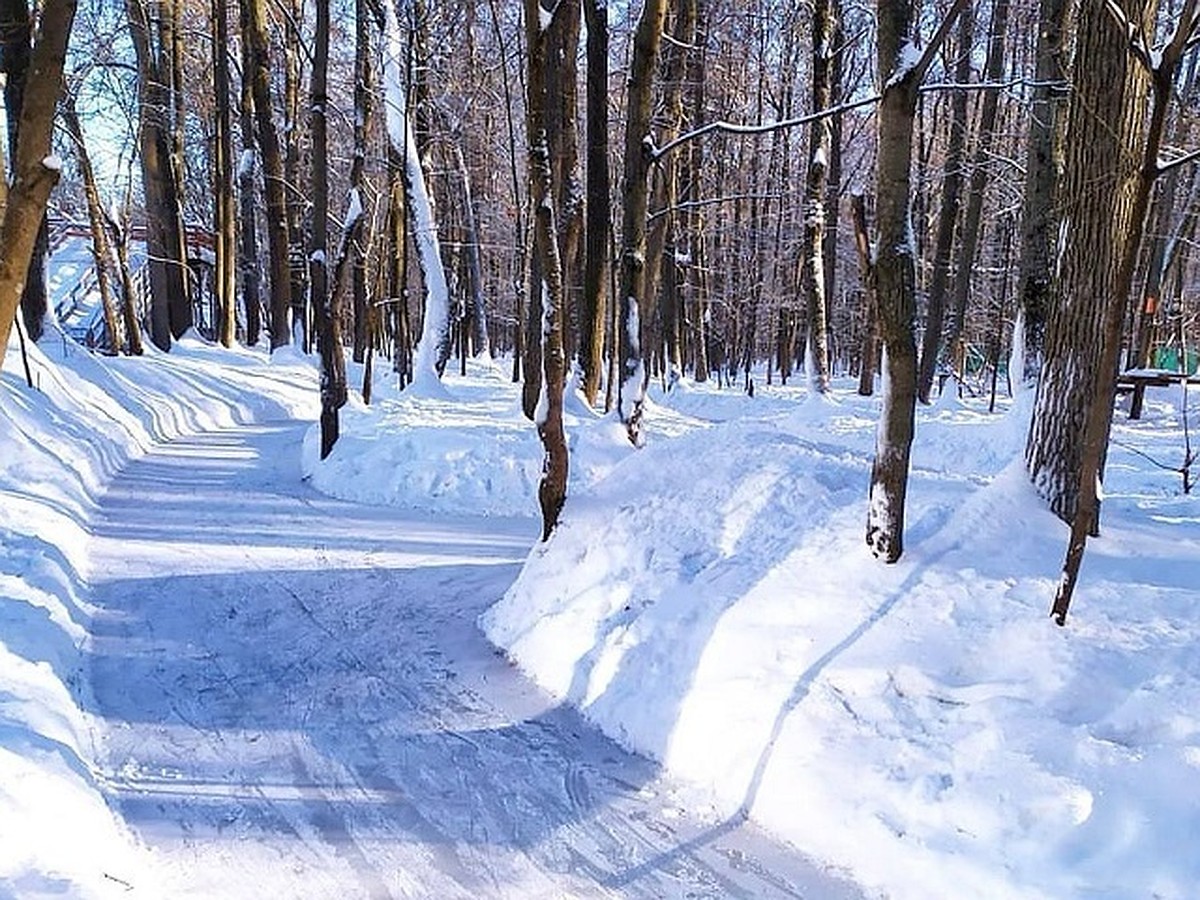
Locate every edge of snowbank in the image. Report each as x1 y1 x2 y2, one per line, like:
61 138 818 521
0 332 316 898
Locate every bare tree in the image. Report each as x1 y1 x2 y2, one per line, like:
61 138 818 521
212 0 236 347
524 0 569 539
242 0 293 349
0 0 76 370
866 0 966 562
1 0 51 343
1051 0 1198 625
580 0 609 406
126 0 191 349
616 0 669 446
801 0 839 394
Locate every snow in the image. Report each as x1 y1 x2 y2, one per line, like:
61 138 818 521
885 41 922 89
42 154 62 172
344 186 363 228
236 148 254 179
5 288 1200 898
381 2 451 388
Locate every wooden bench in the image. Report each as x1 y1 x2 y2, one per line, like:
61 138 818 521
1117 369 1200 420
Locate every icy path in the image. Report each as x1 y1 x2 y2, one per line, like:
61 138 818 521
85 421 863 900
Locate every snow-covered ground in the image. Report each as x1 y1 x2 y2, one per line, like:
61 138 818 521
3 321 1198 899
318 360 1200 899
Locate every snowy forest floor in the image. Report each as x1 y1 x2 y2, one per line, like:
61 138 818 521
3 329 1199 899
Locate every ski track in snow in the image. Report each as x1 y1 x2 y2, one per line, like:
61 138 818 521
84 420 864 900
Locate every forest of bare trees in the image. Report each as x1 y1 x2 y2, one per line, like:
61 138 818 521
2 0 1199 618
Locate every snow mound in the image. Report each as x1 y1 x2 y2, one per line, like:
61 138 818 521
1 332 316 897
484 379 1200 900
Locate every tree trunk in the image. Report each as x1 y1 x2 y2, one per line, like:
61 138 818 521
916 4 972 403
643 0 697 389
1052 0 1190 625
283 0 308 350
127 0 191 347
312 0 343 457
525 0 570 540
943 0 1010 386
243 0 292 349
867 0 966 562
212 0 236 347
1 0 50 343
351 0 373 363
61 93 122 353
801 0 838 394
852 192 878 397
1015 0 1071 389
0 0 75 371
1026 0 1153 525
237 6 262 347
580 0 609 406
616 0 669 446
104 202 144 356
383 1 452 387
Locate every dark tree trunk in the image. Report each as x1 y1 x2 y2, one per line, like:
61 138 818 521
127 0 192 348
616 0 669 446
1 0 49 342
212 0 237 347
867 0 966 562
1026 0 1153 525
243 0 293 349
525 0 570 540
237 6 262 347
916 5 972 403
0 0 75 369
580 0 609 406
312 0 344 458
852 193 878 397
1052 0 1188 625
61 93 121 353
1015 0 1071 389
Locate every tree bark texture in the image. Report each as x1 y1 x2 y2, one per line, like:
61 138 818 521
127 0 192 349
62 93 122 353
1026 0 1153 524
916 4 971 403
213 0 237 347
801 0 837 394
616 0 669 446
1016 0 1071 389
243 0 293 349
237 7 262 347
312 0 345 458
525 0 569 540
0 0 75 371
580 0 609 406
1 0 49 342
644 0 697 388
867 0 966 562
1052 0 1189 625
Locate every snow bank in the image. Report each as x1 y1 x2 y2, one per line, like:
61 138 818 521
483 378 1200 900
305 357 702 517
0 330 316 897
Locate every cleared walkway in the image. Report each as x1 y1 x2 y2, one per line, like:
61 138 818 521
86 421 864 899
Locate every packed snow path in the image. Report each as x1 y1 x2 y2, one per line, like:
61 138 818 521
84 421 864 899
